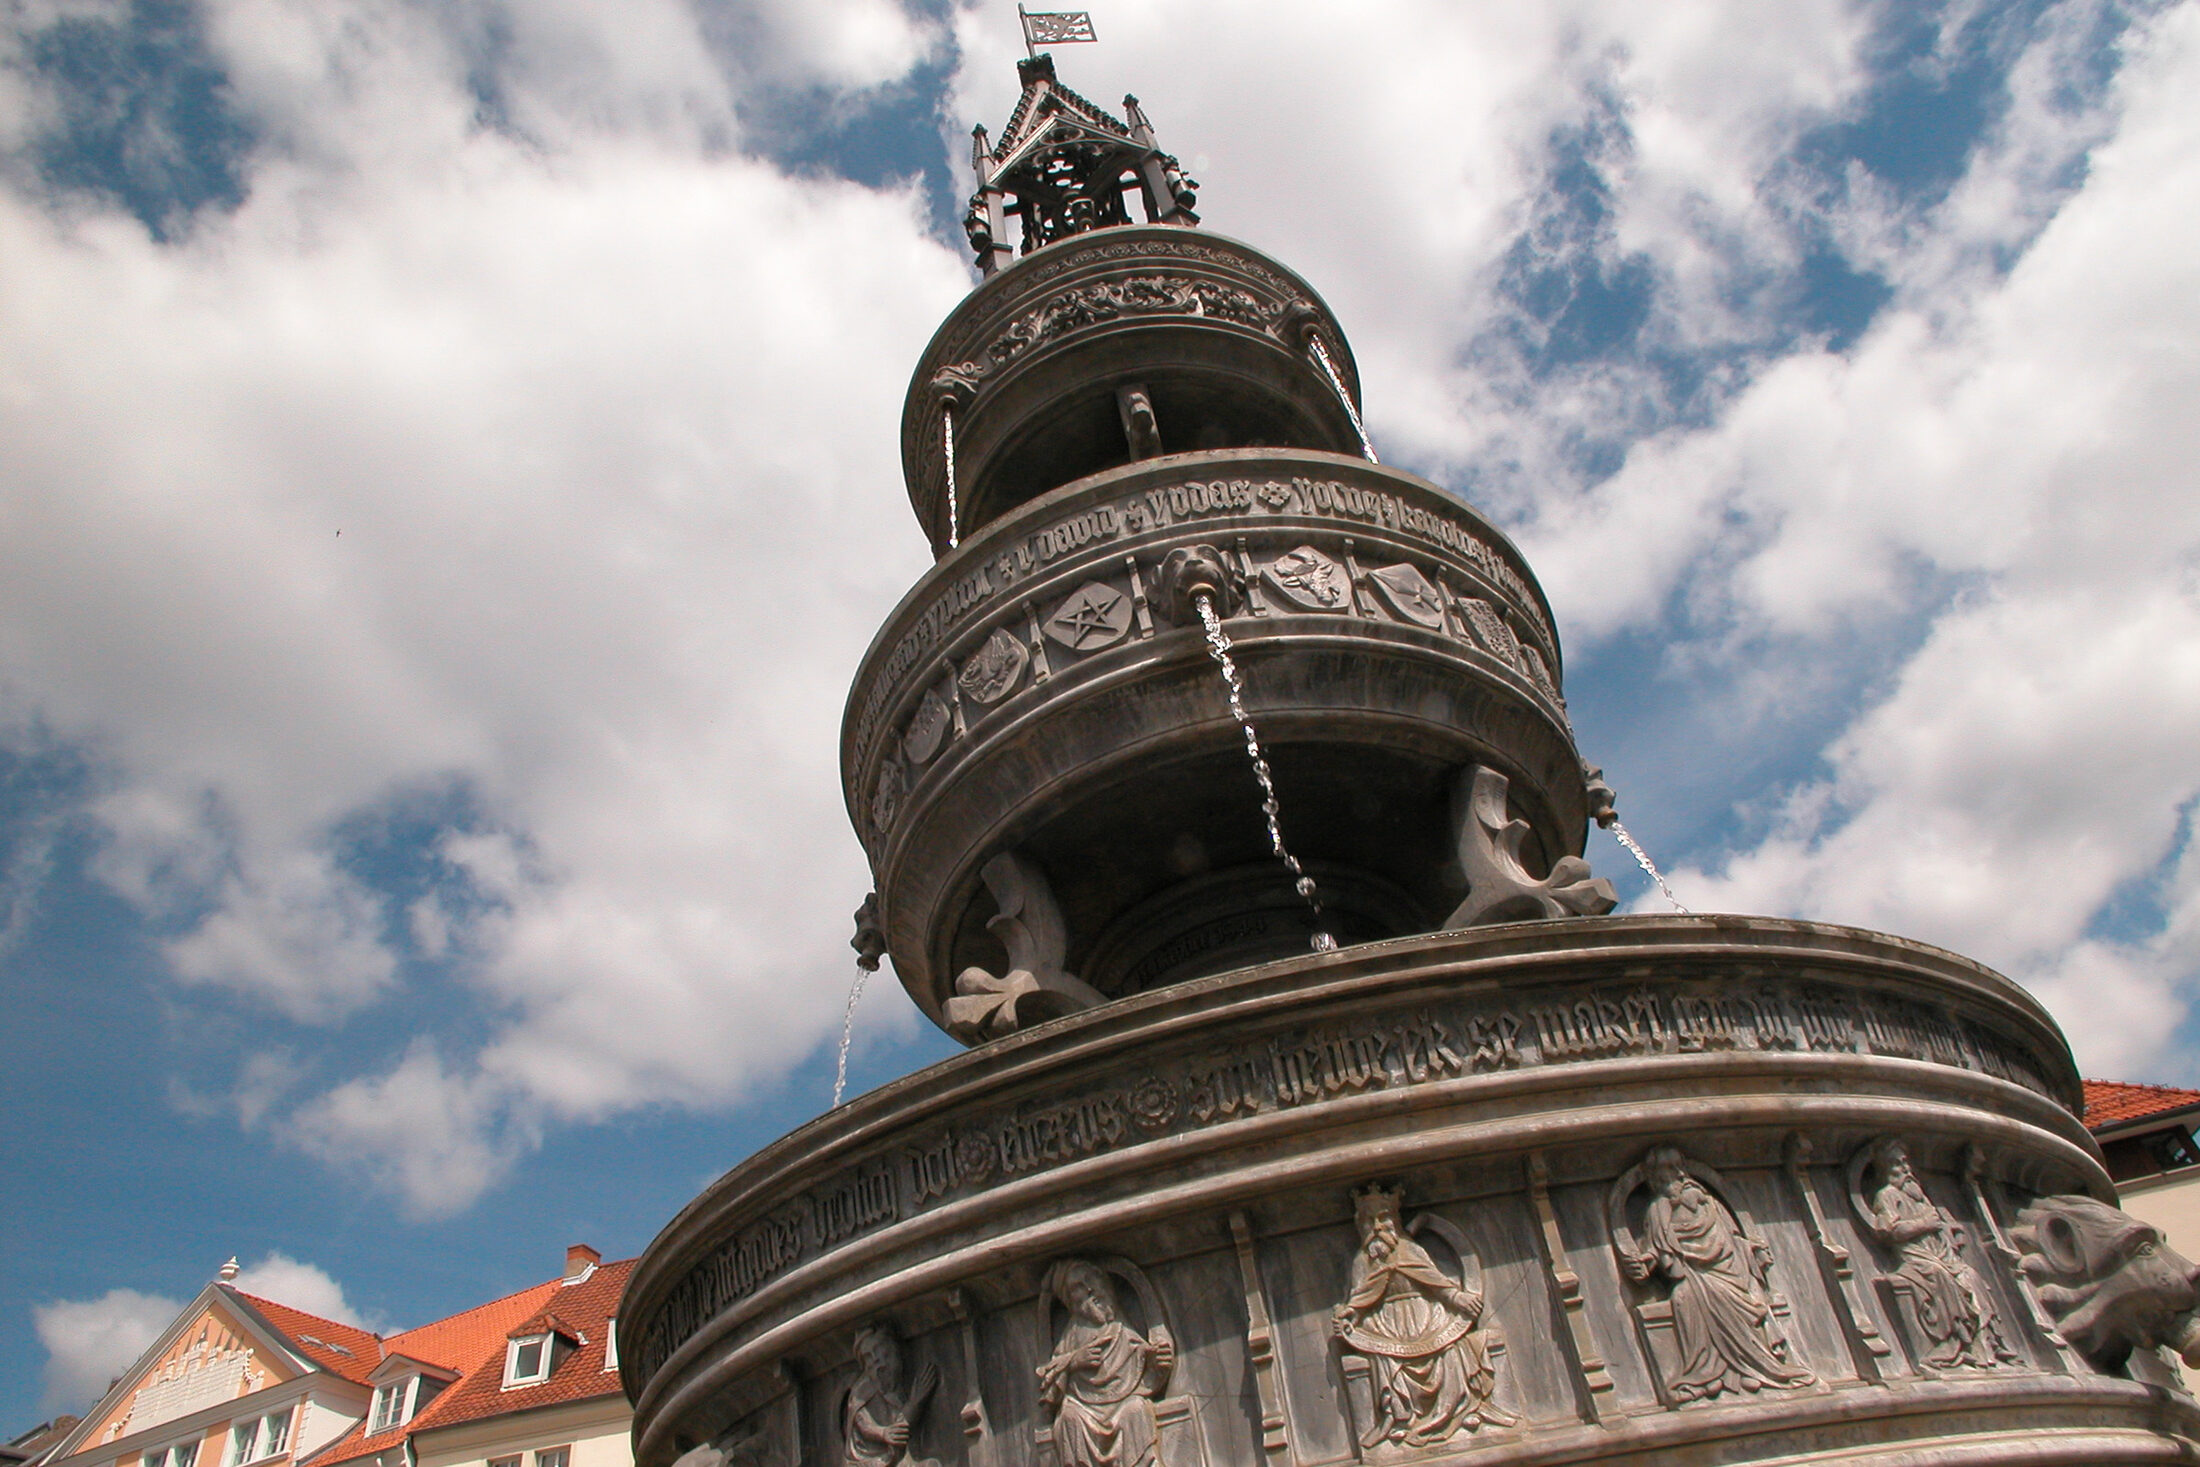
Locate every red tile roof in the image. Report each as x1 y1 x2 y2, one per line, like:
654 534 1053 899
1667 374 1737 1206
230 1293 383 1385
411 1261 634 1432
382 1280 564 1374
304 1261 631 1467
2083 1078 2200 1129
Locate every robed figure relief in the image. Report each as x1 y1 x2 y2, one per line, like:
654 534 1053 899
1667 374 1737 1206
1037 1259 1178 1467
1331 1185 1515 1450
1848 1139 2020 1371
843 1324 943 1467
1611 1146 1816 1402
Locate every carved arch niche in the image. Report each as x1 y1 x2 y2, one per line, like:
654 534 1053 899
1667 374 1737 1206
1845 1138 2023 1376
1608 1146 1817 1406
1330 1186 1519 1459
1032 1254 1207 1467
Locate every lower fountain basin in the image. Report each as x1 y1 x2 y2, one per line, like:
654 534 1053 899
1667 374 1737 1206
620 917 2194 1467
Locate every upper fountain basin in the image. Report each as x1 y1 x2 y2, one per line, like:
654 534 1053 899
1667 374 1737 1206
902 226 1365 554
843 448 1594 1032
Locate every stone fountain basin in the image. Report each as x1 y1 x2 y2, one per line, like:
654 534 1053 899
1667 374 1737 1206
842 448 1591 1021
620 917 2114 1467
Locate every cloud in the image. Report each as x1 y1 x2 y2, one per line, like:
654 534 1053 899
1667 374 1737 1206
227 1253 369 1326
1 0 961 1213
6 0 2196 1227
33 1256 365 1415
942 0 2200 1084
35 1288 179 1414
1576 2 2200 1075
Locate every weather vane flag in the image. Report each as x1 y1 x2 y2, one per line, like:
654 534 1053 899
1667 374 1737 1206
1018 5 1097 58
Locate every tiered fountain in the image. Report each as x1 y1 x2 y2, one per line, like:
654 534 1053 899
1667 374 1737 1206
622 55 2200 1467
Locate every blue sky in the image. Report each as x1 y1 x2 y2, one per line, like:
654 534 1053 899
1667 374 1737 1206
5 0 2199 1431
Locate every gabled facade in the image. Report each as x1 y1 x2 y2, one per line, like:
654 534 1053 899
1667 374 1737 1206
43 1268 380 1467
2085 1077 2200 1259
41 1249 631 1467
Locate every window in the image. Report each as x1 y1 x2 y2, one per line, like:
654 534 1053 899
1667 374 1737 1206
505 1335 550 1386
369 1375 447 1434
602 1320 617 1373
146 1439 200 1467
369 1379 409 1434
535 1448 569 1467
229 1410 293 1465
489 1456 520 1467
2103 1125 2200 1182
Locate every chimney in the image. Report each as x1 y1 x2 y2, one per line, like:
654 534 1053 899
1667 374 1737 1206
563 1244 600 1281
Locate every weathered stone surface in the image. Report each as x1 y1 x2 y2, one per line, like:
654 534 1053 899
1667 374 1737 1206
903 228 1362 552
844 449 1593 1027
621 918 2200 1467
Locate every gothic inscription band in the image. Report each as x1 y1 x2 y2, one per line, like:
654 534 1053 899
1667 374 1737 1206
631 970 2062 1387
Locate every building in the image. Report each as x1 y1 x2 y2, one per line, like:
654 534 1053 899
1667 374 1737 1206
40 1250 631 1467
311 1249 631 1467
2 1416 79 1467
2086 1078 2200 1259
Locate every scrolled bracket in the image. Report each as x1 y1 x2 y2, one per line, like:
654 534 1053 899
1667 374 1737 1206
1444 765 1616 928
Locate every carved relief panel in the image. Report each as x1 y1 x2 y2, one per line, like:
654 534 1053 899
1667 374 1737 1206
1034 1256 1204 1467
1331 1186 1516 1455
1609 1146 1817 1404
841 1323 948 1467
1846 1139 2021 1374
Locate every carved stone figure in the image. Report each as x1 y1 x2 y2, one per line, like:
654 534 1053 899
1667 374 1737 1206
1848 1139 2018 1370
1613 1146 1816 1402
944 853 1106 1042
1116 384 1163 460
1444 766 1616 928
843 1324 942 1467
850 893 887 973
1037 1260 1175 1467
1331 1186 1513 1450
2011 1195 2200 1373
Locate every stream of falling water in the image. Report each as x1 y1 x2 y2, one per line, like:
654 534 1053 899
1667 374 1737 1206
1308 336 1379 464
1609 818 1691 913
831 962 872 1107
1196 594 1339 952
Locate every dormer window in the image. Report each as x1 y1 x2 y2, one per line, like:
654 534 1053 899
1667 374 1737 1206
367 1373 447 1434
504 1334 553 1387
228 1408 293 1465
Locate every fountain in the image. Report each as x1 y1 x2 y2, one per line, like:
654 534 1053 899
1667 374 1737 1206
621 53 2200 1467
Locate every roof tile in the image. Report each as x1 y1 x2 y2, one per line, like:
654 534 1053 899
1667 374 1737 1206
2083 1077 2200 1128
304 1263 630 1467
230 1295 382 1385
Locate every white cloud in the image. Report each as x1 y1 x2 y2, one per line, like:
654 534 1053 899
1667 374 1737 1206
228 1254 367 1326
286 1044 532 1218
1 0 960 1213
1571 2 2200 1076
8 0 2197 1224
945 0 2200 1081
33 1258 365 1416
35 1289 179 1414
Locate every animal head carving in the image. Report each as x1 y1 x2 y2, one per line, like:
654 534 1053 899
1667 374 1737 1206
2011 1195 2200 1372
